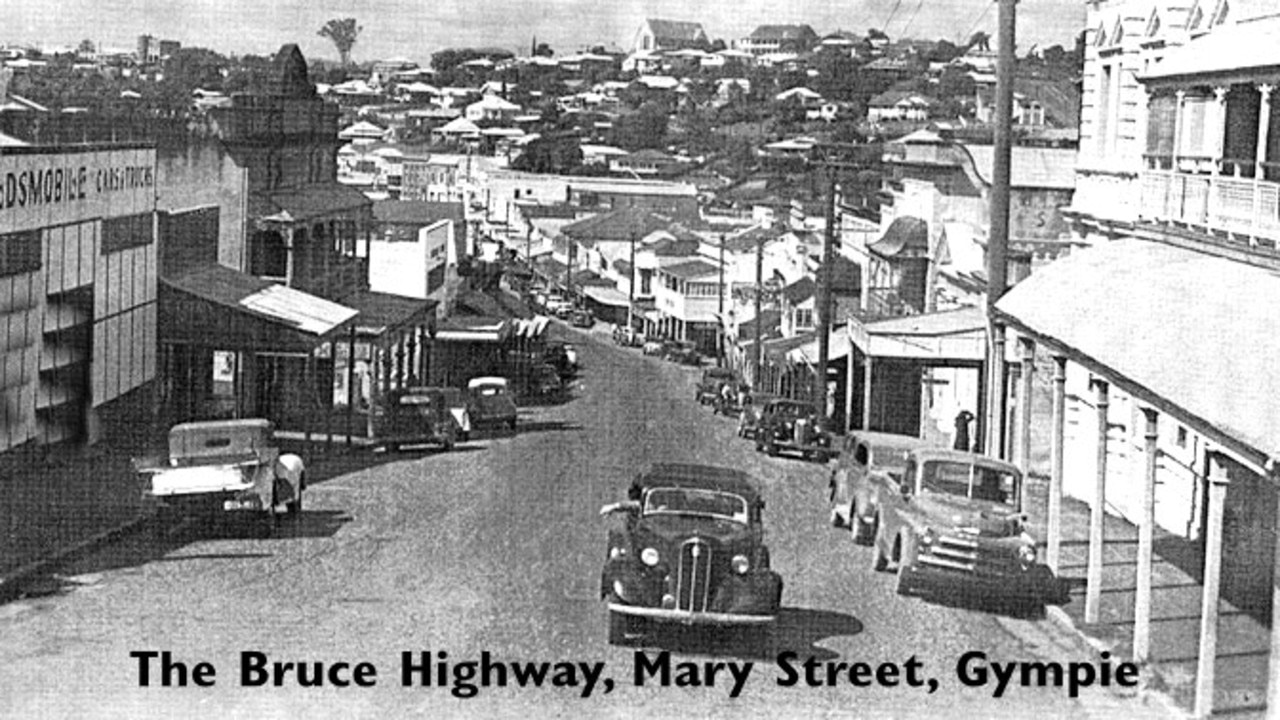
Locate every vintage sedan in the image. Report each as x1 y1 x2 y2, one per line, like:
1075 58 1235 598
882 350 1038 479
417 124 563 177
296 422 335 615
136 419 304 535
372 386 459 451
467 376 519 430
695 367 737 405
869 448 1057 610
754 398 833 463
736 393 780 439
829 431 933 540
599 463 784 645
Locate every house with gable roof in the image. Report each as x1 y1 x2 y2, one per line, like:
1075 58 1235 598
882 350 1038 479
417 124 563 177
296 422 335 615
633 18 709 54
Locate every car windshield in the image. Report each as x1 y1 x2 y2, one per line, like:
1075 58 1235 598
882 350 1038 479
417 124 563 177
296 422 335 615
919 461 1020 506
644 487 749 524
398 395 434 406
477 386 506 396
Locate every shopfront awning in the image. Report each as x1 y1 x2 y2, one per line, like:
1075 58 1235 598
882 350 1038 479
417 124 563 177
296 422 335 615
514 315 550 338
160 264 358 354
847 306 988 362
994 239 1280 465
434 315 511 343
582 286 630 308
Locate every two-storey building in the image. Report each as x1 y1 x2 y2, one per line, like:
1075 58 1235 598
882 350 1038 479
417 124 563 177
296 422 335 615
995 4 1280 716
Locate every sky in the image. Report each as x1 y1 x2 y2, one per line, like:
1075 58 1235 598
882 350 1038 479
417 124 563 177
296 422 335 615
8 0 1085 65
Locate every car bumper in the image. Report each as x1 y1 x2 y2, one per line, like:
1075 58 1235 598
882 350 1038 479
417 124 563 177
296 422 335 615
607 603 775 625
904 561 1055 601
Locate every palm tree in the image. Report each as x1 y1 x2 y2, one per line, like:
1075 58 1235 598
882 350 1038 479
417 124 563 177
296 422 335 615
318 18 362 66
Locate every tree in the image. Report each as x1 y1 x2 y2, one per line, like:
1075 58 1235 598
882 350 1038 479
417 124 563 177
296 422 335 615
533 42 554 58
318 18 362 66
611 102 669 150
77 39 95 56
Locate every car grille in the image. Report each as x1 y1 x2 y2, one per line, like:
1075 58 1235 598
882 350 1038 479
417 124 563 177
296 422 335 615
676 538 712 612
918 533 1020 576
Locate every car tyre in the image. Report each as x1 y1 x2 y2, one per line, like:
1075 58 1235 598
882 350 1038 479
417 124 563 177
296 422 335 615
896 561 915 596
851 502 874 546
870 520 889 572
765 436 778 456
287 475 304 517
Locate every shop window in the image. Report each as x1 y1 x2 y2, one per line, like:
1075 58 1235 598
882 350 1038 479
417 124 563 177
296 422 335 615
102 213 155 253
0 229 41 277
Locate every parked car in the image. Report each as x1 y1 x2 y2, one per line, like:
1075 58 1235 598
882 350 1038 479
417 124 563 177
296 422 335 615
736 393 781 438
613 326 645 347
545 341 578 379
829 431 932 537
437 387 473 442
599 463 783 645
695 368 737 405
662 339 701 366
869 447 1056 610
135 419 304 536
570 309 594 328
372 386 459 451
529 363 564 397
754 398 833 462
467 376 518 430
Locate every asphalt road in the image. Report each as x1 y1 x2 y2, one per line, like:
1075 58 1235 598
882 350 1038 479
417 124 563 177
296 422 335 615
0 324 1174 720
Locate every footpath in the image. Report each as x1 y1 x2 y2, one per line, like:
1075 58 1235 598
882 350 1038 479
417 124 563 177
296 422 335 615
1013 474 1272 718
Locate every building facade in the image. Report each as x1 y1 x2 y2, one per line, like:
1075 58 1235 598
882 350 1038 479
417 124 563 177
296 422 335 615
0 144 158 451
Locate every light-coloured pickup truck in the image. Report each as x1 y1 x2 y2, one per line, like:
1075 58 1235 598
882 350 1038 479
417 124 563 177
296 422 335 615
136 419 305 536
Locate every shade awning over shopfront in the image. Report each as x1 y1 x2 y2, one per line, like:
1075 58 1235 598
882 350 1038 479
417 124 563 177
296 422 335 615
847 306 988 363
160 264 358 354
995 238 1280 465
582 286 630 307
434 315 511 343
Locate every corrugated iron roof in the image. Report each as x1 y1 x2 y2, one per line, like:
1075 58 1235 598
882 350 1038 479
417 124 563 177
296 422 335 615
996 239 1280 463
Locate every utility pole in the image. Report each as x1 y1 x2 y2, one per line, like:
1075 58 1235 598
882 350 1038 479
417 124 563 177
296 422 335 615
814 168 837 420
984 0 1017 457
718 234 726 368
627 231 637 338
753 230 764 391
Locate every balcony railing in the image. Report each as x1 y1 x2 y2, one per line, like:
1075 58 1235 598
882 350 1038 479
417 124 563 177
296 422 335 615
1140 155 1280 251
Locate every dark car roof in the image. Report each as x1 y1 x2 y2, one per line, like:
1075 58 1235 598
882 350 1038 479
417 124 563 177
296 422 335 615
638 463 762 503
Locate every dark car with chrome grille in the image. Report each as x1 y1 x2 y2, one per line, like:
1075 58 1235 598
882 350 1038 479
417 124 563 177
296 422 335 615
599 464 783 645
868 448 1057 612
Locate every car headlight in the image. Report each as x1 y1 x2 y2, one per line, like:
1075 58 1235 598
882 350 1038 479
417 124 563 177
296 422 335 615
609 547 624 560
1017 544 1037 567
731 554 750 575
641 547 660 567
919 528 937 546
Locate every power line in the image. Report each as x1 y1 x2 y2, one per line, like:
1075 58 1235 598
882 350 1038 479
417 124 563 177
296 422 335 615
882 0 906 33
899 0 927 37
961 0 996 44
